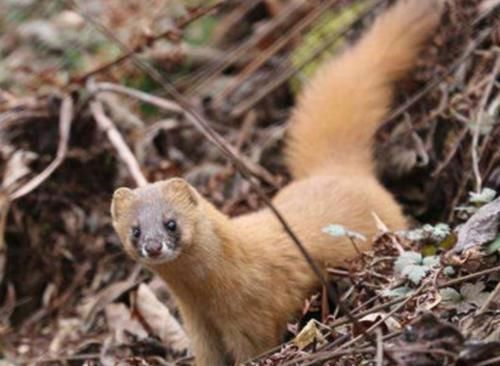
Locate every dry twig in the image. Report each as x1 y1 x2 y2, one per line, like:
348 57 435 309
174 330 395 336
10 95 74 200
470 55 499 193
88 82 148 187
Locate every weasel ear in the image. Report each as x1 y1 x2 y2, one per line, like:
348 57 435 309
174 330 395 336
111 187 136 221
162 178 199 206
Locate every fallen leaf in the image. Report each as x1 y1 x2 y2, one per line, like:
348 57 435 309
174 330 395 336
359 312 402 332
79 270 141 327
293 319 326 350
460 282 491 308
454 197 500 253
105 303 147 343
1 150 37 190
487 236 500 254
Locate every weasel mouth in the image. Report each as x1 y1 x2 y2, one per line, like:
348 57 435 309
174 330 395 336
139 240 178 262
144 240 163 257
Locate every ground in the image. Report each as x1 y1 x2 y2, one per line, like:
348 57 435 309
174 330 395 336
0 0 499 365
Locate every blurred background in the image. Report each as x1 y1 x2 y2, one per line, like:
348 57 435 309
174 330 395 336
0 0 499 364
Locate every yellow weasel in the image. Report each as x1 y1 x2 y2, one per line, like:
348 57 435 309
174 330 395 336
111 1 442 364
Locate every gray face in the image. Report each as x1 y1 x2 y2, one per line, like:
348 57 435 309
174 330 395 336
128 190 182 264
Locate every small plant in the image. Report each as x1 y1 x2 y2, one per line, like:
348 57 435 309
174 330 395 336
455 187 497 216
394 251 440 285
440 282 492 313
322 224 366 241
400 223 450 242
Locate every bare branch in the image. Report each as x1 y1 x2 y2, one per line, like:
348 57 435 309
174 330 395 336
471 55 499 193
88 84 148 187
93 82 278 187
94 82 183 114
375 328 383 366
10 95 74 200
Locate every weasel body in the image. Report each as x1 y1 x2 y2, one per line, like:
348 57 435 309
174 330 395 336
111 1 442 364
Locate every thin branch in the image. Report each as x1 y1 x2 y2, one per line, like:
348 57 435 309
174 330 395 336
213 0 337 104
187 0 307 94
331 283 424 356
471 55 499 193
71 0 226 83
95 82 183 114
88 83 148 187
431 126 469 177
476 355 500 366
0 194 9 284
288 262 500 366
380 27 493 130
226 0 498 121
230 0 385 118
93 82 278 187
375 328 384 366
328 264 500 329
10 95 74 200
477 280 500 315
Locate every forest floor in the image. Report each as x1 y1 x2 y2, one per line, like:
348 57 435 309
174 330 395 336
1 0 499 365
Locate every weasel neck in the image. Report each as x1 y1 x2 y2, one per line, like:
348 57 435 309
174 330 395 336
152 201 252 305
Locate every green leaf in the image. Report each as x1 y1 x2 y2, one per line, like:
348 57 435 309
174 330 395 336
430 223 451 241
439 233 458 250
402 264 429 285
404 228 426 241
422 255 440 267
422 244 437 256
469 188 497 204
322 224 347 237
443 266 456 276
440 288 462 304
382 286 413 298
487 236 500 254
322 224 366 241
394 251 422 272
402 223 450 242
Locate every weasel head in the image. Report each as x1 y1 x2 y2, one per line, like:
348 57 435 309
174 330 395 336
111 178 202 266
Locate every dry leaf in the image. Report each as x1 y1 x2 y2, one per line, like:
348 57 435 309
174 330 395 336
1 150 37 190
105 303 147 343
454 197 500 253
359 312 402 332
293 319 326 350
78 272 140 327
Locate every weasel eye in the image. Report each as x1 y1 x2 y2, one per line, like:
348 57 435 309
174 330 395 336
164 219 177 232
131 226 141 240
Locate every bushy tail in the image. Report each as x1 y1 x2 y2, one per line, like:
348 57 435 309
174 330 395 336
285 0 442 178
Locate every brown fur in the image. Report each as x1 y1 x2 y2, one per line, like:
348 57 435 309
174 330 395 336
111 1 442 365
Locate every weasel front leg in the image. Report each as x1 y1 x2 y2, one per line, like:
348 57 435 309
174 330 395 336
183 311 231 366
192 336 230 366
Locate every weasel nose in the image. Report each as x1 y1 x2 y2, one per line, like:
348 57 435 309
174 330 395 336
144 240 163 257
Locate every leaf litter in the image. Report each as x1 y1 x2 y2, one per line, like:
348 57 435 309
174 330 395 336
0 0 499 365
